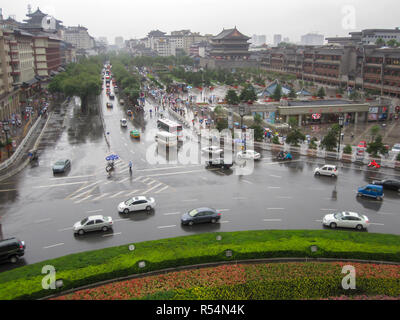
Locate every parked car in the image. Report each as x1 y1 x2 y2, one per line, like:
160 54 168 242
73 215 113 235
205 158 233 170
181 207 221 226
0 238 25 264
109 94 115 100
372 179 400 191
391 144 400 153
201 146 223 155
52 159 71 174
357 184 384 200
106 102 113 108
322 211 369 230
314 165 338 177
236 150 261 160
118 196 155 214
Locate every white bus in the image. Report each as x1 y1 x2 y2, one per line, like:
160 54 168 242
155 131 178 148
157 119 183 141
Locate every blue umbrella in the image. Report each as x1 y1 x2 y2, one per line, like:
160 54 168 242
106 154 119 161
187 86 192 89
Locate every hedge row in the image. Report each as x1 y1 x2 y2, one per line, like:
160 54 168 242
0 230 399 300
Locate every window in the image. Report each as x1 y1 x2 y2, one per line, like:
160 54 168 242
95 220 104 224
86 220 94 226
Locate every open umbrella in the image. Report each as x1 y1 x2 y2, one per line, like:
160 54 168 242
106 154 119 161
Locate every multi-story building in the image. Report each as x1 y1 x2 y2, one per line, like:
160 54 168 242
273 34 282 47
32 33 61 78
301 33 324 46
153 38 176 57
260 44 400 97
63 26 94 50
189 41 210 58
251 35 266 47
209 27 251 60
327 28 400 45
0 29 20 121
115 36 124 48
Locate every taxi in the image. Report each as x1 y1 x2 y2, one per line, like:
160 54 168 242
130 130 140 139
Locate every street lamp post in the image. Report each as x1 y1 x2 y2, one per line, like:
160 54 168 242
239 106 246 151
337 115 344 154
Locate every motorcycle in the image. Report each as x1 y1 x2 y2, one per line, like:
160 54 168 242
276 151 293 161
106 161 115 173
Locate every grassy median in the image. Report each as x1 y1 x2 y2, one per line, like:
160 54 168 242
0 230 399 300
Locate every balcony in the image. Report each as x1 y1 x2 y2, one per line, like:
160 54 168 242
385 64 400 70
364 73 381 80
315 59 340 65
383 74 400 81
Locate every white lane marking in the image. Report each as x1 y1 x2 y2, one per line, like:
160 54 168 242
141 158 146 162
220 221 230 224
146 180 158 186
154 185 169 194
269 175 282 178
91 193 111 201
58 227 73 232
276 196 293 199
133 176 144 182
114 218 130 222
182 198 198 202
163 212 181 216
109 191 126 198
48 174 96 180
118 177 129 184
263 219 283 222
35 218 52 223
157 225 177 229
43 243 64 249
130 150 135 154
146 169 204 178
267 208 285 210
369 223 385 226
74 195 93 204
315 220 323 222
233 197 247 200
35 181 87 189
242 180 253 184
0 189 18 192
320 209 337 211
125 189 141 197
66 181 99 199
87 209 103 213
141 177 151 183
142 183 163 194
268 187 281 189
102 232 122 237
135 165 202 172
124 143 127 146
70 184 99 200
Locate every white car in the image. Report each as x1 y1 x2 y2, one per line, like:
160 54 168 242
201 146 223 155
314 165 338 177
73 215 113 235
120 119 128 127
237 150 261 160
391 144 400 153
322 211 369 231
118 196 156 214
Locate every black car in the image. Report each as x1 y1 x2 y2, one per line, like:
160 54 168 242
372 179 400 191
205 158 233 170
0 238 25 264
181 207 221 226
109 94 115 100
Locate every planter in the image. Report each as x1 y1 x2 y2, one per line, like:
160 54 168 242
290 146 301 154
341 153 352 163
307 149 317 157
395 161 400 171
336 94 342 98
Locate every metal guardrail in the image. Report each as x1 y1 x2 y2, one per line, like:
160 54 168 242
0 115 42 171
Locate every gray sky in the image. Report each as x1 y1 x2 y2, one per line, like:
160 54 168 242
1 0 399 43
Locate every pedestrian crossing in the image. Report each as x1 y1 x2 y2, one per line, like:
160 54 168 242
64 173 173 204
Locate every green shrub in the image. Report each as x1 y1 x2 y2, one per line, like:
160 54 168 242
343 144 353 154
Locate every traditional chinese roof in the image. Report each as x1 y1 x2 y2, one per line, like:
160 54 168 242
212 27 250 41
148 30 166 37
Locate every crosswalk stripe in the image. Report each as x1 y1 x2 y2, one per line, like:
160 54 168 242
109 191 125 198
154 185 169 194
65 181 99 199
74 195 93 204
70 184 99 200
142 183 163 194
91 193 110 201
125 189 141 197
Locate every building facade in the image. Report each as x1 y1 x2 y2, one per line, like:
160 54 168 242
301 33 324 46
63 26 94 50
327 28 400 45
210 27 251 60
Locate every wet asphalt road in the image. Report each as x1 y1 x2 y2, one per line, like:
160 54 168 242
0 80 399 271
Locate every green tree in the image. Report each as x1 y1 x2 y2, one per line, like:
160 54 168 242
317 87 326 99
375 38 386 47
289 87 297 98
349 90 360 100
271 135 280 144
286 128 306 146
216 118 228 132
239 84 257 102
367 135 388 157
343 144 353 154
225 89 240 105
370 125 380 141
271 84 282 101
387 39 400 48
321 125 340 151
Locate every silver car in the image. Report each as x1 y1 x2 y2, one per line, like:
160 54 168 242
322 211 369 231
73 215 113 235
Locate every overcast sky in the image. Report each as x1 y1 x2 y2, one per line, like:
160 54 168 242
1 0 399 43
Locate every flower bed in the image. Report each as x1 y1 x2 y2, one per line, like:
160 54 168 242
53 262 400 300
1 230 400 300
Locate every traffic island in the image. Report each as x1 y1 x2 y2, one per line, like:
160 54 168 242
1 230 400 300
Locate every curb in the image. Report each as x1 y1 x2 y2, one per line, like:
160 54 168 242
40 257 400 300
